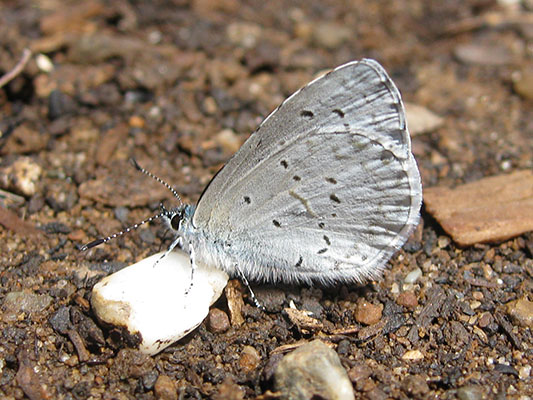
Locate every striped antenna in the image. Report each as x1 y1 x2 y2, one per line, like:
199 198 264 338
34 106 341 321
80 208 170 251
130 159 182 205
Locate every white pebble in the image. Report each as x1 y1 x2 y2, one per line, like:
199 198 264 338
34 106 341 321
404 268 423 284
36 53 54 72
91 251 229 355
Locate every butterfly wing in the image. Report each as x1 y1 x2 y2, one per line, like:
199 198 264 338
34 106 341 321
192 59 422 284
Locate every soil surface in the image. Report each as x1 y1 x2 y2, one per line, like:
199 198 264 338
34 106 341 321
1 0 532 399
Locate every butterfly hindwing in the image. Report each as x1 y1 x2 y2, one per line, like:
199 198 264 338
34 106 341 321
192 59 421 284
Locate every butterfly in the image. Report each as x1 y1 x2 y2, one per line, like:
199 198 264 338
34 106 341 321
83 59 422 287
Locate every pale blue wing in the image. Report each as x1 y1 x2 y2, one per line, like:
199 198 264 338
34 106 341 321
192 59 422 284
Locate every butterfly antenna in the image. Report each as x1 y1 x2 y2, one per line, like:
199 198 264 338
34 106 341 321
130 158 182 205
80 207 170 251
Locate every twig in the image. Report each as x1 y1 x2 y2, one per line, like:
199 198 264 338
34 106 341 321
0 48 32 89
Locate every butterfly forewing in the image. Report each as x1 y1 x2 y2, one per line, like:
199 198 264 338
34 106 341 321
192 59 422 284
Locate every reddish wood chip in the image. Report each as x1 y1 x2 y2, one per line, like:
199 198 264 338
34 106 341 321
424 170 533 246
0 206 41 237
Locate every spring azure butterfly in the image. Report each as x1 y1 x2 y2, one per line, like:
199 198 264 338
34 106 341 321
84 59 422 286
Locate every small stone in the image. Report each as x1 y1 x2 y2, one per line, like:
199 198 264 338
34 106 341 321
472 291 484 301
396 291 418 309
513 69 533 101
402 349 424 361
91 251 228 355
35 53 54 72
405 103 444 136
404 268 422 284
3 291 52 321
46 181 78 211
456 384 485 400
505 298 533 327
203 96 218 115
226 22 261 48
354 301 383 326
0 157 42 197
207 308 230 334
239 345 261 373
214 129 241 154
48 90 76 119
347 364 372 391
518 365 531 379
274 340 354 400
424 170 533 246
129 115 145 128
311 22 352 49
49 306 72 335
0 124 48 155
477 312 493 329
454 43 513 66
401 375 429 397
213 379 245 400
154 375 177 400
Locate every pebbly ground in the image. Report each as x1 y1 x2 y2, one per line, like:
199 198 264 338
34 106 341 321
0 0 532 399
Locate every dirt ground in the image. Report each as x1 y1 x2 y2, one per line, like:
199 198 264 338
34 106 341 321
1 0 532 399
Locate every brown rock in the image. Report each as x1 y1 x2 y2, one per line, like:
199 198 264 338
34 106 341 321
401 375 429 397
206 308 230 334
213 379 245 400
0 124 48 155
477 312 493 329
239 345 261 373
16 347 52 400
154 375 177 400
513 69 533 101
348 364 372 391
354 301 383 326
424 170 533 246
396 291 418 309
454 43 513 66
405 103 444 136
505 298 533 327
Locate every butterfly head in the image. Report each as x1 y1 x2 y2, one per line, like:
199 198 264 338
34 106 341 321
161 204 195 235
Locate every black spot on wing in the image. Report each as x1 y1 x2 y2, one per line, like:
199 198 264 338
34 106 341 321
272 219 281 228
323 235 331 246
295 256 303 268
280 160 288 169
300 110 314 118
332 109 345 118
293 175 301 181
243 196 251 204
330 194 341 203
317 248 328 254
318 222 325 229
326 177 337 184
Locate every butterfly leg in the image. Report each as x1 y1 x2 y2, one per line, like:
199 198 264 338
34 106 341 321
152 236 183 268
235 265 265 310
185 241 196 295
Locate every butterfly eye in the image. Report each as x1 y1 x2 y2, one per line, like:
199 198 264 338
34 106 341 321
170 213 181 230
